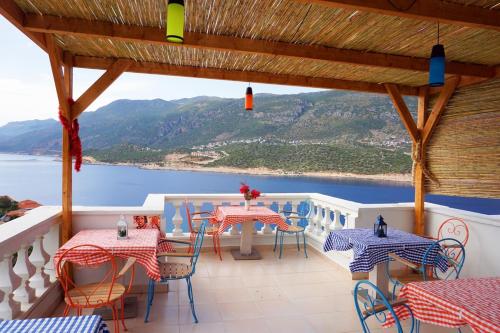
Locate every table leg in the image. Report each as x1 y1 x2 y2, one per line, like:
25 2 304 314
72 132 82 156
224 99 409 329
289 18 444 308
230 221 262 260
240 221 254 255
368 262 389 299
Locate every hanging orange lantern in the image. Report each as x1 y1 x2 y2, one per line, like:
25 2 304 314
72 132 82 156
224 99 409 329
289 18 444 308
245 86 253 111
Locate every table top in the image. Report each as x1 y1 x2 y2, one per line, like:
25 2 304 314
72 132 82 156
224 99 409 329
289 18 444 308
0 315 109 333
55 228 161 281
387 277 500 333
216 205 281 218
59 229 160 251
323 228 445 272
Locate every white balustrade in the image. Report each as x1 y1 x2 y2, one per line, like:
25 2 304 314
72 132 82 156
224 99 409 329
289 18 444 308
0 253 21 320
332 209 343 230
321 206 332 237
171 201 184 236
28 235 50 296
314 205 324 236
12 244 36 311
191 202 201 230
343 213 351 229
43 224 60 283
290 201 301 227
305 201 316 233
261 201 274 234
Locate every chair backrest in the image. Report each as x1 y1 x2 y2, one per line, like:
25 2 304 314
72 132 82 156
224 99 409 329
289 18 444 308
437 217 469 246
133 215 161 231
56 244 118 307
189 221 206 275
353 280 413 333
184 201 195 234
422 238 465 281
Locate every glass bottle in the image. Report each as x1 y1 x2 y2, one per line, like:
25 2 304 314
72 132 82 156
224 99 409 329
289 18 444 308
117 214 128 240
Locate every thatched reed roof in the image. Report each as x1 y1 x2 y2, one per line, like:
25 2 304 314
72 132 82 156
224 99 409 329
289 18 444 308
2 0 497 95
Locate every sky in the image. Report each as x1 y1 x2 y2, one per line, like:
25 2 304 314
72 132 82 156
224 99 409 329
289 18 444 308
0 16 324 127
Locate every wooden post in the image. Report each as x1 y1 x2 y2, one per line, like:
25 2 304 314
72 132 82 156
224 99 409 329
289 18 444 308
62 55 73 244
414 87 428 235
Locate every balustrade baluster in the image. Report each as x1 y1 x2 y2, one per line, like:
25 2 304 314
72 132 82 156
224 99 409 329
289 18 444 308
0 253 21 320
343 213 350 229
321 206 332 237
12 244 36 311
332 209 343 230
43 224 59 283
290 201 300 227
191 202 201 230
315 204 324 235
229 201 240 236
305 201 316 233
172 201 184 236
261 201 273 234
28 236 50 297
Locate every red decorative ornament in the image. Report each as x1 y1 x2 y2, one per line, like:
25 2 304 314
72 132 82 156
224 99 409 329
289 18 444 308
58 98 83 172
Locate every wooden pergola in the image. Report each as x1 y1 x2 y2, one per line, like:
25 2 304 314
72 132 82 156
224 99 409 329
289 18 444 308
1 0 499 243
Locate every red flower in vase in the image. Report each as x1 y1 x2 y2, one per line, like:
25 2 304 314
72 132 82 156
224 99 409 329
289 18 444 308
250 189 261 199
240 184 250 194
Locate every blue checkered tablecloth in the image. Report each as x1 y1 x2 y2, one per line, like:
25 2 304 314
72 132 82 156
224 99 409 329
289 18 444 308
0 315 109 333
323 228 448 273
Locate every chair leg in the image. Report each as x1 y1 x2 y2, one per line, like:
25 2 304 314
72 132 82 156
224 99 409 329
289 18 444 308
120 296 128 331
302 231 308 258
112 304 120 333
186 277 198 323
296 232 300 251
144 279 154 323
273 228 278 252
216 234 223 261
212 233 218 254
63 305 70 316
279 230 284 259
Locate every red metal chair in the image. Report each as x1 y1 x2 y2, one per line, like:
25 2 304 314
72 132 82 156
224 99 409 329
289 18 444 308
437 217 469 246
184 201 222 260
133 215 176 253
56 244 136 333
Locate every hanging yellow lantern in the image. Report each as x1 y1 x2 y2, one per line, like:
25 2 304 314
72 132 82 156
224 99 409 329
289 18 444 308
166 0 185 43
245 86 253 111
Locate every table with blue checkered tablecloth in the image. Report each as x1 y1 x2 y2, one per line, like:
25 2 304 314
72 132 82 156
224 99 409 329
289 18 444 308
0 315 109 333
323 228 448 273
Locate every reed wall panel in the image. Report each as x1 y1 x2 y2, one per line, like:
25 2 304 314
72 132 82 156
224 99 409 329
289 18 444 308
425 78 500 198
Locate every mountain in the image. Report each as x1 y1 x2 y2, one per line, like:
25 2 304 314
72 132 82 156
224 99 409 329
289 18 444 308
0 90 415 174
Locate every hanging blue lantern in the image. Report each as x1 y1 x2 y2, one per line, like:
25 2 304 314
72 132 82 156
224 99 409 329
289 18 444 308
429 44 445 87
429 23 445 87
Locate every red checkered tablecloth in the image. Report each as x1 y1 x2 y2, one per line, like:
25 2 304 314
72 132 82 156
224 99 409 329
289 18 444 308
54 229 162 281
384 277 500 333
214 206 288 234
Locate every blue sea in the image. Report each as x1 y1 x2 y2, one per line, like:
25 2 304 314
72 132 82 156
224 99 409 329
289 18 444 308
0 153 498 215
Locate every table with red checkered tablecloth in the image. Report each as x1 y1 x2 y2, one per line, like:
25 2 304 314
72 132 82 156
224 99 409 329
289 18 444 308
385 277 500 333
54 229 162 281
214 205 288 258
215 205 288 234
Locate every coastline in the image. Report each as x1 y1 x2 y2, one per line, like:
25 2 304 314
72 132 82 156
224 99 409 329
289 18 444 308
83 156 412 183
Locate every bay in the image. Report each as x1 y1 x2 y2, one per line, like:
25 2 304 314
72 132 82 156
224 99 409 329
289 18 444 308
0 153 498 215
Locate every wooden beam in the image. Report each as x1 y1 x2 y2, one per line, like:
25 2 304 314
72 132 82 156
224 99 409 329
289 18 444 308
422 76 460 145
297 0 500 31
385 84 419 142
414 86 428 235
72 55 420 96
47 34 73 244
23 14 495 78
72 59 131 118
61 56 73 245
0 0 47 51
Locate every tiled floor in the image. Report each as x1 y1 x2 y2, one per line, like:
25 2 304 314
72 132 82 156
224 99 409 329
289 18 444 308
53 246 472 333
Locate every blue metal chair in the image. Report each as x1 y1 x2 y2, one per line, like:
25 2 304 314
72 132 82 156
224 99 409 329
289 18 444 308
388 238 466 299
354 280 414 333
144 221 207 323
273 202 310 259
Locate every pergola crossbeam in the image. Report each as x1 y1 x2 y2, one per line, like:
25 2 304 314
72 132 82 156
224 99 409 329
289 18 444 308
70 55 420 96
385 84 419 142
0 0 47 51
23 14 495 78
72 59 131 118
298 0 500 31
422 76 461 146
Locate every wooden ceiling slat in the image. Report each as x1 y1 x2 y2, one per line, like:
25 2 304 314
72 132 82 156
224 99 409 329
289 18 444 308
23 13 495 78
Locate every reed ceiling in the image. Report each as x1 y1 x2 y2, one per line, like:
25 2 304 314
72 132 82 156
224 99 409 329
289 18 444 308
11 0 500 89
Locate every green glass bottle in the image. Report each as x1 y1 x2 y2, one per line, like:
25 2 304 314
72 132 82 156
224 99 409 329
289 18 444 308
166 0 185 43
